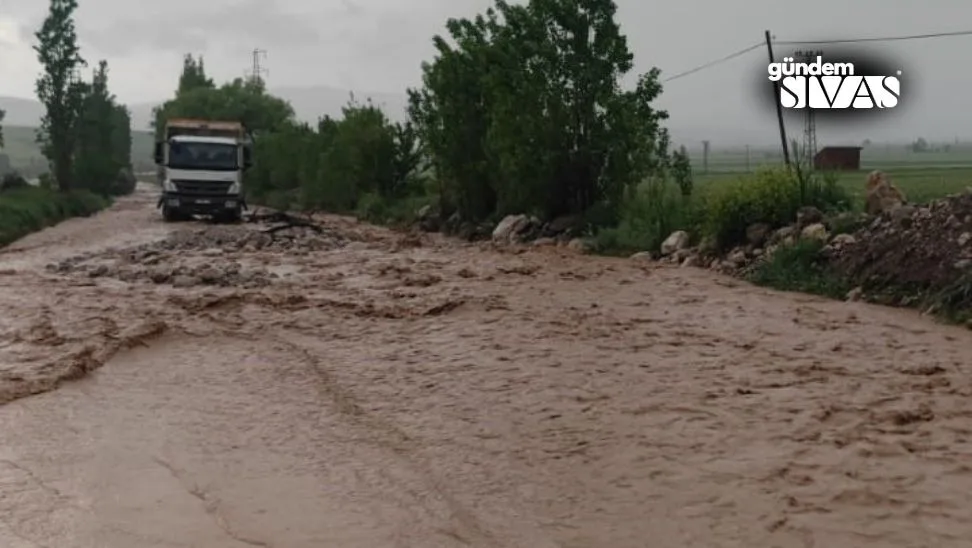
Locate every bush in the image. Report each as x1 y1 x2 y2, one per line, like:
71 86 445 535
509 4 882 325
696 166 850 251
595 177 694 254
748 238 851 299
0 187 109 247
0 172 30 192
355 191 433 226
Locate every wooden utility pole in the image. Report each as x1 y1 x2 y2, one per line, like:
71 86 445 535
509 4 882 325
764 30 790 166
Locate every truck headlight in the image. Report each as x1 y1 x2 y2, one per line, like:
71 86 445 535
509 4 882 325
227 182 240 194
162 180 176 191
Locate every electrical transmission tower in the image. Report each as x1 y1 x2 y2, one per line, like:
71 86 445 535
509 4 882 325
794 49 821 163
246 48 268 85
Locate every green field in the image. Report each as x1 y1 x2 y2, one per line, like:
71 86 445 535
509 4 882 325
0 125 155 178
691 147 972 207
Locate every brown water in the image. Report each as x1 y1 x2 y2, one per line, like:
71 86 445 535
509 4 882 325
1 183 971 547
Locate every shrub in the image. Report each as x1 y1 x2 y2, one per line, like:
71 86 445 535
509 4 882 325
355 191 432 226
595 177 694 254
697 166 850 251
748 238 852 299
0 172 30 192
0 187 109 247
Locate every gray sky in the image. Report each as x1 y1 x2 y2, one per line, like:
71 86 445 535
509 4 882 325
1 0 970 144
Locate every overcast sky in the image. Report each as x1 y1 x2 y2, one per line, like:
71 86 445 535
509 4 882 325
1 0 970 144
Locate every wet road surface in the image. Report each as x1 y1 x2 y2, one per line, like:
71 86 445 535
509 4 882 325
2 184 972 547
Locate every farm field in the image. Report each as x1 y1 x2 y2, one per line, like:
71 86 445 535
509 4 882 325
692 148 972 206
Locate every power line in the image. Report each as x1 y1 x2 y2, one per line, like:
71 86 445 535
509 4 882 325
663 29 972 84
775 29 972 45
663 43 762 82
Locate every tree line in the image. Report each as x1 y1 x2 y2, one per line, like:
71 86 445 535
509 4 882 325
1 0 134 196
153 0 694 233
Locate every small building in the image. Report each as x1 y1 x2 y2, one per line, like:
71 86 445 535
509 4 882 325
813 146 862 171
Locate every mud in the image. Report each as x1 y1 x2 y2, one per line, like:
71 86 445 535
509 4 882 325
2 183 972 546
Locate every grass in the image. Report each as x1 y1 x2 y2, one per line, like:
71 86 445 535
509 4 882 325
0 186 110 247
696 165 972 209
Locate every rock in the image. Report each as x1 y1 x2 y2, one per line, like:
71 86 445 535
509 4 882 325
545 215 581 236
831 233 856 247
955 259 972 270
801 223 829 241
697 235 717 255
890 204 916 228
746 223 772 247
629 251 654 261
770 226 795 245
532 237 557 247
672 248 693 262
846 287 863 302
681 254 702 267
959 232 971 247
864 170 906 215
660 230 690 255
726 247 747 266
567 238 593 253
492 214 532 244
796 206 823 228
417 205 440 232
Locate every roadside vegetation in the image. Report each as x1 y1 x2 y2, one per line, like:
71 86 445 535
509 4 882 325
0 0 135 248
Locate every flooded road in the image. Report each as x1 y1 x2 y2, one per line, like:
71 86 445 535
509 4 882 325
2 183 972 547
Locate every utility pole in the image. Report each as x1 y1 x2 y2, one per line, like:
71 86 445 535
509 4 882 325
795 49 820 163
764 30 790 167
246 48 268 85
702 140 710 174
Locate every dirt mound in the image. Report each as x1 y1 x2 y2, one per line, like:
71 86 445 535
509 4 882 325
829 193 972 299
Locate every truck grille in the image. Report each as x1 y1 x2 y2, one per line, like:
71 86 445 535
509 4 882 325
171 179 233 195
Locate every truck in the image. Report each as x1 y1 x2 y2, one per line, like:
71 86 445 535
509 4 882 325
154 118 252 222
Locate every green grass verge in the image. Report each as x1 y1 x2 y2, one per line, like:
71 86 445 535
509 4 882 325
0 187 110 247
747 239 852 299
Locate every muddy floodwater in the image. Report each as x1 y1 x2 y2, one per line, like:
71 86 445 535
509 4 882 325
1 183 972 547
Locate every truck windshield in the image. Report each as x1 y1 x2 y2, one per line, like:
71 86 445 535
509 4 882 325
167 142 238 171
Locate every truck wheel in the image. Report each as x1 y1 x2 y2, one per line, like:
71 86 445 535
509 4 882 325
221 208 242 224
162 206 181 222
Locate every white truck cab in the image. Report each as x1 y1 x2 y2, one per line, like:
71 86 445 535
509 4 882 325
154 119 252 222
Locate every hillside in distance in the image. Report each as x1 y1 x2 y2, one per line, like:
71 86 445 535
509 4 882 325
0 125 155 177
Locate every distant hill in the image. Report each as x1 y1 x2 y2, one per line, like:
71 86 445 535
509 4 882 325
0 124 154 178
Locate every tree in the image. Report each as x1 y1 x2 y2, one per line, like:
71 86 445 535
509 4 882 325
177 54 214 95
34 0 86 192
73 60 131 195
152 77 295 139
408 0 669 223
0 107 5 148
671 145 692 197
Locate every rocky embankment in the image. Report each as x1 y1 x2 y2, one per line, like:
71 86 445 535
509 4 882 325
416 171 972 321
